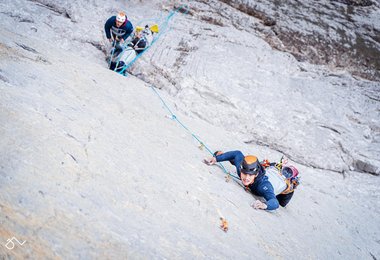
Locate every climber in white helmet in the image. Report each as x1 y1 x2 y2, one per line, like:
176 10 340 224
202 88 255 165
104 11 134 56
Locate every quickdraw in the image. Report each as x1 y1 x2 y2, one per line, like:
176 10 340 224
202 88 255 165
220 217 229 232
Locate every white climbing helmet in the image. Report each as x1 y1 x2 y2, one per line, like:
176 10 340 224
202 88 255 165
116 11 126 23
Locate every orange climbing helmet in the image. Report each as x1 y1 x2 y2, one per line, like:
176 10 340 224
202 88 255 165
241 155 260 175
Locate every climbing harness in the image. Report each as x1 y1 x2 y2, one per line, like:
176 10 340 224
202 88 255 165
261 156 301 195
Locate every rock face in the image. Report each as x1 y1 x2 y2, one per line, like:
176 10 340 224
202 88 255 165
0 0 380 259
334 0 374 6
1 0 378 175
131 0 380 175
218 0 380 81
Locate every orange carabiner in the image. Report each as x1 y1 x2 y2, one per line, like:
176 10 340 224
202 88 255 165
220 217 228 232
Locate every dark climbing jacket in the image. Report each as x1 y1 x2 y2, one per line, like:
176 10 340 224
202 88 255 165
104 16 133 41
215 150 280 210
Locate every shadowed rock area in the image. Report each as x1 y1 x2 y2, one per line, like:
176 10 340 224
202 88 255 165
217 0 380 81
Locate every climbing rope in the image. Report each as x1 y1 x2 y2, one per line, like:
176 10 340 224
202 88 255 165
150 85 240 181
117 4 190 75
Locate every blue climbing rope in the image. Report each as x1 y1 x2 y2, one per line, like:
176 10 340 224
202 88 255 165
150 85 240 181
117 4 190 76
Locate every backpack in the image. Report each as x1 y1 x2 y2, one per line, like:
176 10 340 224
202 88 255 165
261 158 300 195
